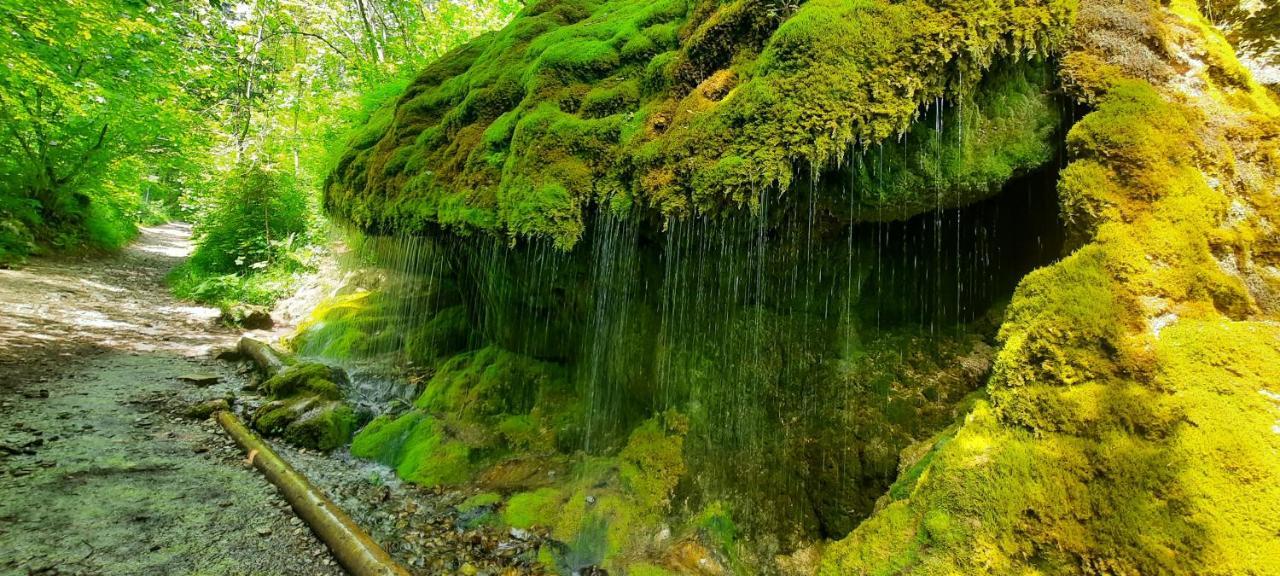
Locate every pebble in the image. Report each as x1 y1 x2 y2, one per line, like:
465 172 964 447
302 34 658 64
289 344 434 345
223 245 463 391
256 526 273 536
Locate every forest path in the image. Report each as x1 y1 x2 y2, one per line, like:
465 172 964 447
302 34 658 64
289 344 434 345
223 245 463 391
0 223 345 575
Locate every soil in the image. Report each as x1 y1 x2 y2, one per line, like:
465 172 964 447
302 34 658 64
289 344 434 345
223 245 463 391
0 223 551 576
0 224 344 576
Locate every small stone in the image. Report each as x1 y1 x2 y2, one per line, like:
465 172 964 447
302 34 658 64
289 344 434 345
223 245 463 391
509 527 530 540
178 373 221 387
192 445 209 454
256 526 272 536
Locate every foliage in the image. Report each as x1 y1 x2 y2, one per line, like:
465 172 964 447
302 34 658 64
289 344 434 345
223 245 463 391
168 0 521 305
170 164 318 306
0 0 216 264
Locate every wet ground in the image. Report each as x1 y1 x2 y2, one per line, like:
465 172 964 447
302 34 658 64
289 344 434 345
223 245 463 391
0 224 343 575
0 224 549 576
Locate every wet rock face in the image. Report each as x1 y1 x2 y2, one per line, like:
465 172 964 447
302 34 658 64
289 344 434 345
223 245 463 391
297 144 1066 570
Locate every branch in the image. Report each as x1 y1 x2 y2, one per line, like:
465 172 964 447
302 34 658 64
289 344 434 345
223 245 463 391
250 30 352 60
54 123 109 186
0 95 39 163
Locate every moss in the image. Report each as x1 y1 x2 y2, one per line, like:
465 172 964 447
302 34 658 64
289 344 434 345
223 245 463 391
458 491 503 512
823 0 1280 571
281 401 357 451
497 414 550 451
350 410 473 486
618 411 687 516
260 363 344 400
694 501 738 555
250 360 356 451
841 62 1062 221
626 563 675 576
327 0 1074 247
502 487 565 529
415 345 561 420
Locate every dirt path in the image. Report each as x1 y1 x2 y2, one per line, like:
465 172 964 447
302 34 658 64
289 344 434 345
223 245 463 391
0 223 344 576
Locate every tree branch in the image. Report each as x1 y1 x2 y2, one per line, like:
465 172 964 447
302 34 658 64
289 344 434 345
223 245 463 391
55 123 109 186
250 29 352 60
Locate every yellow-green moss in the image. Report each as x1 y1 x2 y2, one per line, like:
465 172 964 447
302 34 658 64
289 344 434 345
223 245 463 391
618 411 687 516
503 487 565 529
415 345 563 420
459 491 504 512
822 0 1280 571
260 363 344 400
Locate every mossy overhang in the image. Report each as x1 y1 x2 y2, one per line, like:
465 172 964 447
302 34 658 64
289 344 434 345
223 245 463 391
325 0 1076 249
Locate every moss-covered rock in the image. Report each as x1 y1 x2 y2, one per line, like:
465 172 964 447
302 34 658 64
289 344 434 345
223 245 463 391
251 362 356 451
320 0 1280 571
350 410 473 486
326 0 1074 247
821 0 1280 572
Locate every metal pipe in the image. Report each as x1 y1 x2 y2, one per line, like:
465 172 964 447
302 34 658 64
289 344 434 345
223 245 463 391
216 411 410 576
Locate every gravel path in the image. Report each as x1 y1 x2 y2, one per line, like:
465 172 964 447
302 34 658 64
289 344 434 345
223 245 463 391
0 223 345 576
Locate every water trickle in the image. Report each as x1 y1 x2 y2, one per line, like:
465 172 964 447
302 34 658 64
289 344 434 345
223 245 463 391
301 133 1065 549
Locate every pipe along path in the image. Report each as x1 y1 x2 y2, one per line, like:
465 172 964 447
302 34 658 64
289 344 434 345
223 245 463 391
216 410 410 576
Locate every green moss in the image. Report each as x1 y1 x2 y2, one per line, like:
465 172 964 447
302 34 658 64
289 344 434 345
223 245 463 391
326 0 1074 247
842 62 1062 221
626 563 675 576
415 345 561 419
281 401 357 451
350 410 472 486
823 1 1280 570
260 363 344 400
497 414 549 450
618 412 687 516
458 492 503 512
250 359 356 451
694 501 738 554
502 487 564 529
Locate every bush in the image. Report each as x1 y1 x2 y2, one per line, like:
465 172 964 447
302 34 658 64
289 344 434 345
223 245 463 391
170 163 318 306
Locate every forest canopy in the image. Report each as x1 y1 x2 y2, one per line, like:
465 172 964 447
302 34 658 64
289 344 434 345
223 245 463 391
0 0 519 303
